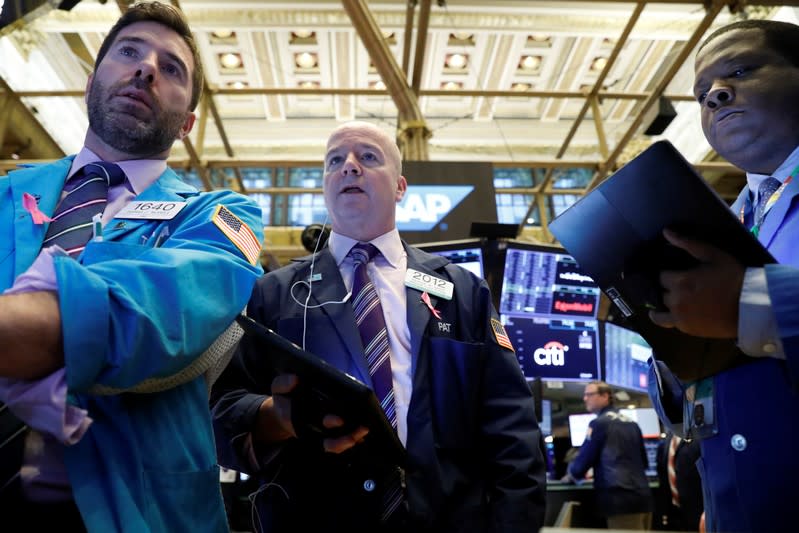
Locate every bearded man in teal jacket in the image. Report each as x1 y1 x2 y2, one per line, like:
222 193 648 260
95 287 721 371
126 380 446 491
0 3 263 531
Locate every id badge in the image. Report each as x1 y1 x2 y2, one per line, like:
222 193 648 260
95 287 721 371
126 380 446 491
683 377 718 440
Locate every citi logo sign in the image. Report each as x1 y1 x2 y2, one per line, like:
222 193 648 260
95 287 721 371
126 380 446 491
396 185 474 230
534 341 568 366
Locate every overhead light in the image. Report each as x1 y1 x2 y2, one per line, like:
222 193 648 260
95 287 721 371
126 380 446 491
290 30 317 44
370 80 386 90
295 52 318 69
212 29 234 39
445 53 468 70
529 34 551 43
227 81 248 89
298 80 320 89
591 56 608 71
451 31 473 41
219 52 242 69
441 81 462 91
511 82 530 92
518 55 541 71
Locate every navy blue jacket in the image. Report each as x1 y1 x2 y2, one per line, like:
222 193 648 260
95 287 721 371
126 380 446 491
212 243 547 532
568 406 653 516
649 163 799 533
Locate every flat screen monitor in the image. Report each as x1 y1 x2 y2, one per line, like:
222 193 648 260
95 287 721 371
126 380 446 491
643 437 660 478
603 322 653 393
540 399 552 436
499 241 601 380
619 407 662 439
568 409 661 450
416 239 485 278
568 413 597 447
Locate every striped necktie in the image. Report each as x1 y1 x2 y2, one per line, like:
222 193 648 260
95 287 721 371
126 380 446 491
667 434 681 507
43 161 126 257
350 243 396 428
349 243 405 521
751 176 781 233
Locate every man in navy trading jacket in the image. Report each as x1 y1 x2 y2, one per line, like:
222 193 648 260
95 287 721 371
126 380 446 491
647 19 799 533
211 120 547 532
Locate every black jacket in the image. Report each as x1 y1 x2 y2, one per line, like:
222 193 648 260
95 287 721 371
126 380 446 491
211 243 547 532
568 406 653 516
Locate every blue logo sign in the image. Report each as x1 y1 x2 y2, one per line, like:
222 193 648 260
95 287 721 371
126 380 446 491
396 185 474 231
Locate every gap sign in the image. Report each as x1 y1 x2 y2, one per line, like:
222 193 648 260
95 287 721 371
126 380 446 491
396 185 475 231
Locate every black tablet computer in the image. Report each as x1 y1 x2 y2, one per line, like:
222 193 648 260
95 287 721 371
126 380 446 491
549 140 775 382
235 315 406 464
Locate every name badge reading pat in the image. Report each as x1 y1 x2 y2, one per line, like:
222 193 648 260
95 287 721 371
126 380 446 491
405 268 453 300
115 201 187 220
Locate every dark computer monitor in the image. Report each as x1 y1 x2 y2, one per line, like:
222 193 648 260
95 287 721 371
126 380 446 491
603 322 653 393
499 241 601 381
643 437 661 478
416 239 485 279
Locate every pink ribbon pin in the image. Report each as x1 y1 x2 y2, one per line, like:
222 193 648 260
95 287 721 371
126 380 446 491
421 291 442 319
22 193 53 225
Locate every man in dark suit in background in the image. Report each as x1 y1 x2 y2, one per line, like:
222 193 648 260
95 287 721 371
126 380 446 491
564 381 653 530
211 120 547 532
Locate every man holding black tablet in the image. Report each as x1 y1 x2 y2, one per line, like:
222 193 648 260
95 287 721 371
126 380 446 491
211 121 546 532
646 20 799 533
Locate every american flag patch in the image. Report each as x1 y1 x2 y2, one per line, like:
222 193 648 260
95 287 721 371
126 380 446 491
491 318 514 352
211 205 261 265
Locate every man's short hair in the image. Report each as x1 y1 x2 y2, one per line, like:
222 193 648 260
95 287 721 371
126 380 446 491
698 19 799 68
93 1 203 110
587 380 613 404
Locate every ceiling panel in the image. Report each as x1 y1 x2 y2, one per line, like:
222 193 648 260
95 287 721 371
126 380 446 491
2 0 798 238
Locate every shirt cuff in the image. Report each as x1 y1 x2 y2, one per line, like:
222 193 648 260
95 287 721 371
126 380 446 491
1 246 89 444
738 267 785 359
0 370 92 445
3 246 66 295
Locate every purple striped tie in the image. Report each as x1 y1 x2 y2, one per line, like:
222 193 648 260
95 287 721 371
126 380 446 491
350 243 405 521
43 161 126 257
350 243 396 428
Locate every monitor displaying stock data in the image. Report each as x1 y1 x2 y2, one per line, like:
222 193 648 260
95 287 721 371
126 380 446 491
416 239 485 279
499 241 601 381
603 322 653 393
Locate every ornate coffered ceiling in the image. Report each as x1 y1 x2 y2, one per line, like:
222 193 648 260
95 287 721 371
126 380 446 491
1 1 798 221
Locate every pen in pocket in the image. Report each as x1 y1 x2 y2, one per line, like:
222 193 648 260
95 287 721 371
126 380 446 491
92 213 103 242
153 226 170 247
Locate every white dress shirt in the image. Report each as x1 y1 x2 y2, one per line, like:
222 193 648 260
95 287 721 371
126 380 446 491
327 229 413 446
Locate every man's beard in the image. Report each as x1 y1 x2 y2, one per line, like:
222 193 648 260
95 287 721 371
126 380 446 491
87 77 189 158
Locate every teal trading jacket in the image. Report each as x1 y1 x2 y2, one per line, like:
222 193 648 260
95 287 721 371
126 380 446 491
0 156 263 532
